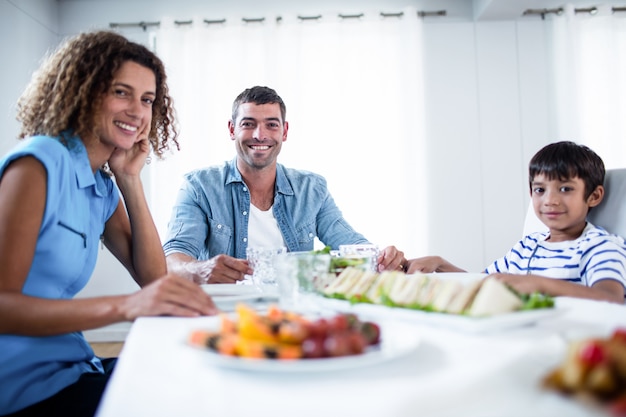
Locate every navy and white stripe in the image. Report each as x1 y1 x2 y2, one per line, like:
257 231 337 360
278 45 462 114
485 223 626 290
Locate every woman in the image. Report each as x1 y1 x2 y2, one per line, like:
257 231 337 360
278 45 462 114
0 31 217 416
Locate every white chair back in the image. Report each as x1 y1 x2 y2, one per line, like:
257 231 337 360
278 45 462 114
522 168 626 239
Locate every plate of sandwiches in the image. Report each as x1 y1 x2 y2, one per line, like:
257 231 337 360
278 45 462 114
315 268 561 334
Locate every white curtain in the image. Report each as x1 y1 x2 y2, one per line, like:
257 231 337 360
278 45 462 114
149 7 428 256
548 4 626 169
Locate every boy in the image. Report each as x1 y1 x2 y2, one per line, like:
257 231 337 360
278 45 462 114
405 141 626 303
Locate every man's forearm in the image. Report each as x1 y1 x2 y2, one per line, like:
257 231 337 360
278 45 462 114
166 253 210 284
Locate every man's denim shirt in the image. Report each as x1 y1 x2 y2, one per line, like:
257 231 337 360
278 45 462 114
163 158 369 260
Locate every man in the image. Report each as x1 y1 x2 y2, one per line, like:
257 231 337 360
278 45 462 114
164 86 405 284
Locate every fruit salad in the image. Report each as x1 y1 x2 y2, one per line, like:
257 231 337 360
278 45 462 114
189 304 381 360
543 328 626 416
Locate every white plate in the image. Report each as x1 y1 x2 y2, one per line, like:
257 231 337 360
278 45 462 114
201 284 279 297
315 297 562 334
201 284 279 310
192 319 420 373
316 272 562 333
414 272 488 282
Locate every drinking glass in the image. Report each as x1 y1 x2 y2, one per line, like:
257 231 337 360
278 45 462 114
338 244 380 272
292 252 332 294
273 252 331 310
246 246 287 286
273 253 299 309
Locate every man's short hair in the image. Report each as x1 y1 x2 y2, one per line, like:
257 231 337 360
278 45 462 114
231 86 286 123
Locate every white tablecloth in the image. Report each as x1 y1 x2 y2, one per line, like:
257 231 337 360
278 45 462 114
95 296 624 417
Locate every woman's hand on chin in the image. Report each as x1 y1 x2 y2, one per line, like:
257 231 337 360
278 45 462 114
109 137 150 178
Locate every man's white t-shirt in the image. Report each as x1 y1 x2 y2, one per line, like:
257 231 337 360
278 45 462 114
247 204 285 249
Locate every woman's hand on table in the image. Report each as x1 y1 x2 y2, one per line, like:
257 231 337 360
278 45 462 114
121 273 218 320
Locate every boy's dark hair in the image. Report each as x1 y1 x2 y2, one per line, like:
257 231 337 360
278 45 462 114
529 141 605 199
231 86 286 124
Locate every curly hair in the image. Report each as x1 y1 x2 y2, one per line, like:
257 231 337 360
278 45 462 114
16 30 179 159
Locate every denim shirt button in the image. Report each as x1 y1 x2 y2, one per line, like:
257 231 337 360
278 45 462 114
243 237 247 242
243 211 248 216
242 186 248 192
308 232 314 238
217 224 222 229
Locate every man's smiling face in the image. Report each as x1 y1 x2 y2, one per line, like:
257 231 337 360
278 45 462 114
230 102 288 171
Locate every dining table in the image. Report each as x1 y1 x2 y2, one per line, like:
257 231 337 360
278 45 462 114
95 278 625 417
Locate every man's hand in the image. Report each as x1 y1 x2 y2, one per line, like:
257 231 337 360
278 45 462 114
377 246 406 272
167 253 252 284
191 255 252 284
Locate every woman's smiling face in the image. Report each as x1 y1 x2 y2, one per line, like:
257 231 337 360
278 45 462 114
95 60 156 152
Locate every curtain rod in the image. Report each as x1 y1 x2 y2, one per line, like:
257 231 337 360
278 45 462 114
523 6 626 19
522 8 563 19
109 21 160 31
418 10 446 18
574 7 598 15
109 9 447 29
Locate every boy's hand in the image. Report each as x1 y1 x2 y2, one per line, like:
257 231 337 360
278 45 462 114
490 273 541 294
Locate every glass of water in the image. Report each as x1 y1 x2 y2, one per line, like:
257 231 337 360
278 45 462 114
338 244 380 272
246 246 287 286
273 252 331 310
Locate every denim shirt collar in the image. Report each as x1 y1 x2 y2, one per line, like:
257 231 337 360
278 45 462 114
225 157 295 197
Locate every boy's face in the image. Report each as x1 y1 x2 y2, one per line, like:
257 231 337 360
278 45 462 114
530 174 603 242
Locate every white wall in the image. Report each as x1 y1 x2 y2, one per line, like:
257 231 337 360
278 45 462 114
421 19 550 270
1 0 557 340
0 0 59 157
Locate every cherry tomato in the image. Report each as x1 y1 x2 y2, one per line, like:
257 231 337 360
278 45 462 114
578 341 606 365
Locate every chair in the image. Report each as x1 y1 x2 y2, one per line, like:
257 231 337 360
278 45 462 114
523 168 626 239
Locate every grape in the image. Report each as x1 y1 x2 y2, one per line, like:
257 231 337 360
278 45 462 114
323 333 352 357
302 337 325 359
359 321 381 345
